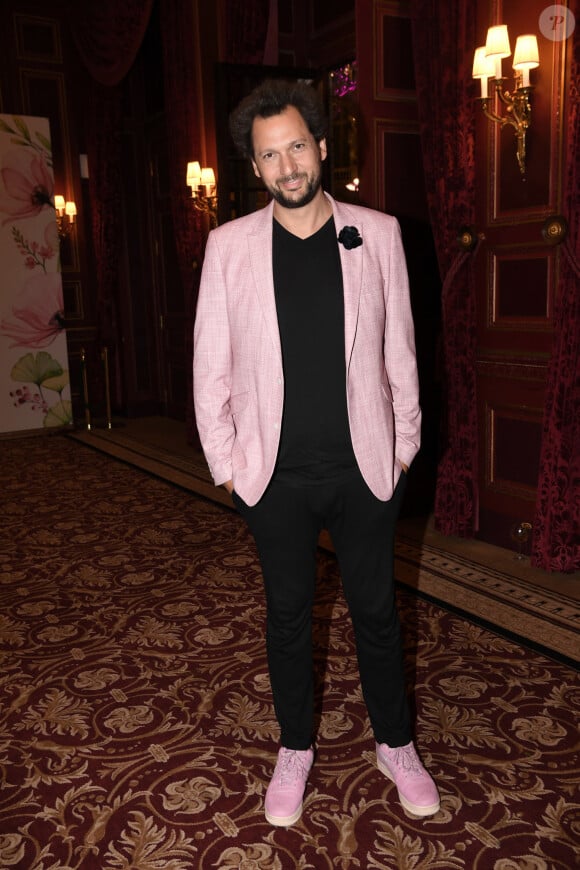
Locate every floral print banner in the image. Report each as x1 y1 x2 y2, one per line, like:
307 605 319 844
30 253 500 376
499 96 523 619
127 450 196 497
0 114 71 433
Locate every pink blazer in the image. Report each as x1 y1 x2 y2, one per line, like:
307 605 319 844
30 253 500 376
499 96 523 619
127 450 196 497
193 194 421 506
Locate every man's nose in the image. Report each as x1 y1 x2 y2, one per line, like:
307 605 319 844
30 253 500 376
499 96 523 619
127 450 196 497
279 151 297 176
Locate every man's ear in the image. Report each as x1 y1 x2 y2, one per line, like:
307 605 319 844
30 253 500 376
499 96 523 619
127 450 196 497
251 159 261 179
319 138 328 162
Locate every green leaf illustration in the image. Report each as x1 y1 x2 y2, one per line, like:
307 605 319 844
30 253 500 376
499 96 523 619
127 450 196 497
35 131 52 151
43 370 69 392
13 117 31 141
11 352 64 386
0 119 15 134
44 399 73 428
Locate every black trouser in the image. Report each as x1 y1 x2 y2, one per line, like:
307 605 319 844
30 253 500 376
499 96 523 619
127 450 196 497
233 469 411 750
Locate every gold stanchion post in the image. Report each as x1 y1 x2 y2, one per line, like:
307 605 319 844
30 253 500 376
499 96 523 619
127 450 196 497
101 346 112 429
80 348 91 430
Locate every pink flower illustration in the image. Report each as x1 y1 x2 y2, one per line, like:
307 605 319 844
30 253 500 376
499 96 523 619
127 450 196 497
0 149 54 226
12 223 58 272
9 384 49 414
0 273 64 348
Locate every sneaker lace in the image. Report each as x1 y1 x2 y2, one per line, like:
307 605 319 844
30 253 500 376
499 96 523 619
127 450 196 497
277 750 308 785
392 745 422 775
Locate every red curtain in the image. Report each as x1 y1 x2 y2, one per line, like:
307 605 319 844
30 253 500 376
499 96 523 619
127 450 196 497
532 27 580 573
69 0 154 87
225 0 271 64
159 0 204 443
410 1 479 537
85 82 123 397
70 0 154 407
70 0 206 436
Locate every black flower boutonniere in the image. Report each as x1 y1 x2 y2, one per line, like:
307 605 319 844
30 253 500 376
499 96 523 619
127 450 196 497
338 225 363 250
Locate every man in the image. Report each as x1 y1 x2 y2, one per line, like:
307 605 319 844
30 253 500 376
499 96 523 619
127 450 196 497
193 79 439 826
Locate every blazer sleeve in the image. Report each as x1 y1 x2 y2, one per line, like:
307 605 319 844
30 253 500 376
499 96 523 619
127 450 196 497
384 219 421 468
193 230 234 487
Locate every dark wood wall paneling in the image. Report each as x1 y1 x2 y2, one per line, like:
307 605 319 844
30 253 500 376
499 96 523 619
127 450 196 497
278 0 356 69
474 0 569 549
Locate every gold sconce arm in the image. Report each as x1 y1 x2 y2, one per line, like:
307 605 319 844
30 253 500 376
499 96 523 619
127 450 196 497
478 80 533 177
190 192 218 228
473 27 539 178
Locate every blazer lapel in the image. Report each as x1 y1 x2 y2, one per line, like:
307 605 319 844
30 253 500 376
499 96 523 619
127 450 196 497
246 201 282 360
330 196 364 372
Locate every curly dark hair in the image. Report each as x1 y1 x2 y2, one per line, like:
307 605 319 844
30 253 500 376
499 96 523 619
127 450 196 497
229 79 328 159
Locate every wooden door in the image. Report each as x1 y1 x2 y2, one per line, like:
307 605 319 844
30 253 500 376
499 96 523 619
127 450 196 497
473 0 570 550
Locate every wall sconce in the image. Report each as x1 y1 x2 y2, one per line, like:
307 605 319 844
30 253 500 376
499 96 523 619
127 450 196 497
54 194 77 239
472 25 539 177
346 176 360 192
186 161 217 228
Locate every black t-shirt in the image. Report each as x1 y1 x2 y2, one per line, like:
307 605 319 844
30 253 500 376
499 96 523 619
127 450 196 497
272 215 357 483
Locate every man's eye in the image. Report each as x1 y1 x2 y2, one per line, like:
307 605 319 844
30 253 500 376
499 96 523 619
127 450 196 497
293 143 306 151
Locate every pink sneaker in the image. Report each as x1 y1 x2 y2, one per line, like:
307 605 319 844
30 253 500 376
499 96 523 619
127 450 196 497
376 741 440 817
264 747 314 826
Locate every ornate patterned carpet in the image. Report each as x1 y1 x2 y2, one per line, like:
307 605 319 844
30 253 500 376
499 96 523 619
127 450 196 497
1 434 579 869
69 421 579 665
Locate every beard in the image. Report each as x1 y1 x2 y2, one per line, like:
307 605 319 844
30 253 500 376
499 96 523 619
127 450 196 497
265 167 322 210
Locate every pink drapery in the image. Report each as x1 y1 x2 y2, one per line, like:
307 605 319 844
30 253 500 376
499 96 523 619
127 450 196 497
532 26 580 573
410 1 479 537
159 0 204 443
